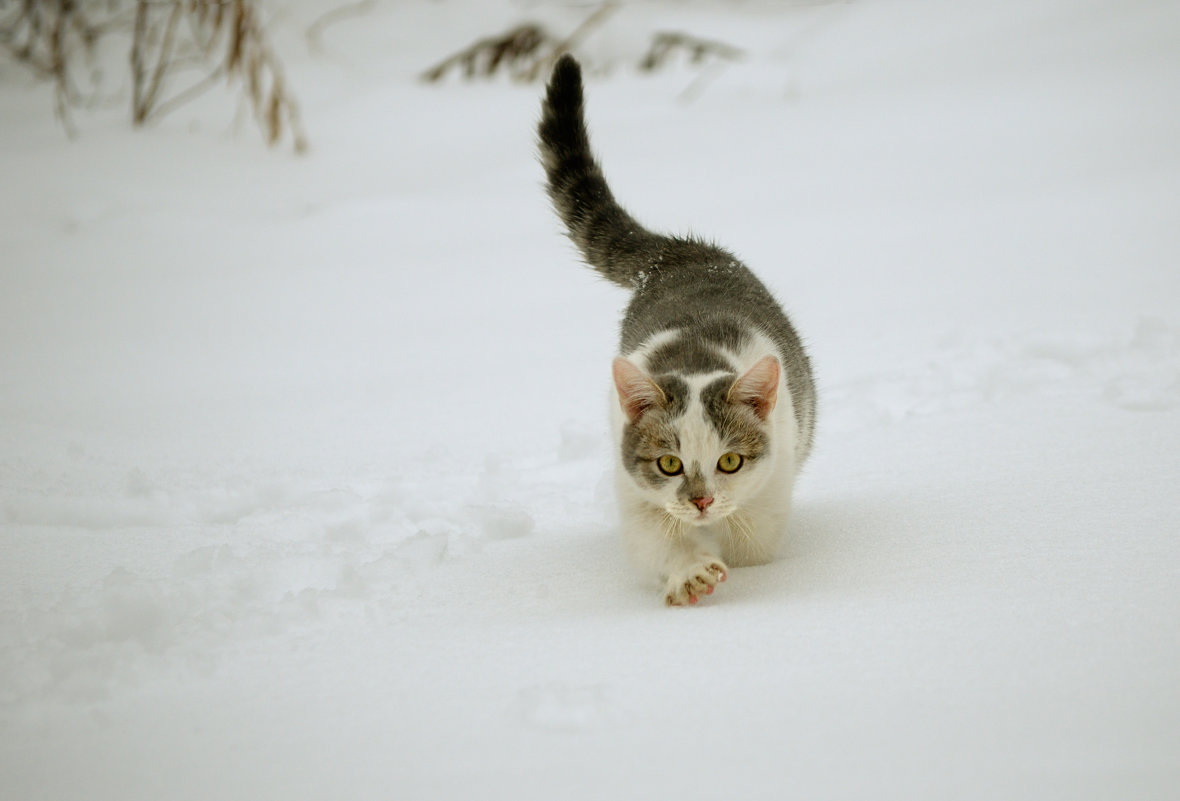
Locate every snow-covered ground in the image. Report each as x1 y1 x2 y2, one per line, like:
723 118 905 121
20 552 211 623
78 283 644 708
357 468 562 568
2 1 1178 798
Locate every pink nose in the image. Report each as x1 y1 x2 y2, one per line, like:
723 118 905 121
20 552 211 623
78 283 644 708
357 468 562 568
691 496 714 512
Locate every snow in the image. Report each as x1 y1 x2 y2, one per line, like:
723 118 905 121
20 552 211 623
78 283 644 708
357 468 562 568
2 0 1178 798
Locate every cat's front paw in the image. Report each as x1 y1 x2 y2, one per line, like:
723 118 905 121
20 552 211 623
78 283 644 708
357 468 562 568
664 559 728 606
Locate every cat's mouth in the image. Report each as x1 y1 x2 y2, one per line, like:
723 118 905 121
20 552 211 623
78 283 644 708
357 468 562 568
667 501 733 526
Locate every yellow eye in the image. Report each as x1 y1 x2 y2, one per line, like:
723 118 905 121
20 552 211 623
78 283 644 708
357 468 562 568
657 455 683 476
717 452 743 473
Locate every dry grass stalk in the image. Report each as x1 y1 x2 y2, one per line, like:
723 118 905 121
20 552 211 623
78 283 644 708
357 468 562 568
420 23 554 83
639 31 744 73
0 0 113 134
131 0 308 153
420 2 618 84
1 0 307 152
306 0 375 55
420 7 742 90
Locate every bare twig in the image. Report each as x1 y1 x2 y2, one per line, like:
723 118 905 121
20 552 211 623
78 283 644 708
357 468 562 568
2 0 307 152
132 0 183 124
525 1 617 81
306 0 373 55
420 6 742 93
640 31 744 73
420 23 553 83
420 2 618 84
148 62 223 119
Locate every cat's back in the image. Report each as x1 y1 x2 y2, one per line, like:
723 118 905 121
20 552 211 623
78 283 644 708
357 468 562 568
618 237 797 362
619 236 816 453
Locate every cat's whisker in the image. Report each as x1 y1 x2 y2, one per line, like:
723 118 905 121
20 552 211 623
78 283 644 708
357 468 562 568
727 511 752 545
659 510 685 543
722 511 759 564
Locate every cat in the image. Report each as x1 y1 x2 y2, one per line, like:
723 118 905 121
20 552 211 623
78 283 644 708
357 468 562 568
538 55 816 606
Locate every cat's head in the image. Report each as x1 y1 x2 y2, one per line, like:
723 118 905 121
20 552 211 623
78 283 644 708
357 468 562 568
613 355 780 525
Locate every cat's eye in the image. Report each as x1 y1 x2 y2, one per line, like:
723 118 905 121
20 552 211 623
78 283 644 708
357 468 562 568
657 455 683 476
717 452 743 473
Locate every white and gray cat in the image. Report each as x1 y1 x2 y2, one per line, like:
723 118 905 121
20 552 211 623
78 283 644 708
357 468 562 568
538 55 816 606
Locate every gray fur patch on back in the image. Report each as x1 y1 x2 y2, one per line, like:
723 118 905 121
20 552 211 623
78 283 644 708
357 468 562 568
646 337 731 375
643 314 754 377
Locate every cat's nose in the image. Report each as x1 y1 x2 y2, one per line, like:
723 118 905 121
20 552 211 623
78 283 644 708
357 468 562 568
691 496 714 512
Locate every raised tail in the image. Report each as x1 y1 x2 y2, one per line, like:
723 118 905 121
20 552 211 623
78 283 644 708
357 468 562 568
538 55 668 288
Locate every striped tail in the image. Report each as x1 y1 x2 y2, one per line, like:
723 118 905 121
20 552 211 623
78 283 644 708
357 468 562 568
538 55 668 288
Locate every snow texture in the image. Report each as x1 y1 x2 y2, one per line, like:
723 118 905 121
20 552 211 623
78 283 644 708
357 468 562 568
1 1 1178 799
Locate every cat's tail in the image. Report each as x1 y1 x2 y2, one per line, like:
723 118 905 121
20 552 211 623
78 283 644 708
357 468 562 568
538 55 667 289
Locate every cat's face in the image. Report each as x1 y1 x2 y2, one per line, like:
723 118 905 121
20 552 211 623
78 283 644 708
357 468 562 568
614 356 779 526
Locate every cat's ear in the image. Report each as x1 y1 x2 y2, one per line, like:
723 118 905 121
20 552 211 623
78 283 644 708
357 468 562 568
613 357 666 423
728 355 780 420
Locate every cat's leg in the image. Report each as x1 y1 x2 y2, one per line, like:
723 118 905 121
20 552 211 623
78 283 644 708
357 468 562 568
619 499 728 605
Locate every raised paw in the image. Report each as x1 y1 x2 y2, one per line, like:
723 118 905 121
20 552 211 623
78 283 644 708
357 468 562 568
664 559 728 606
